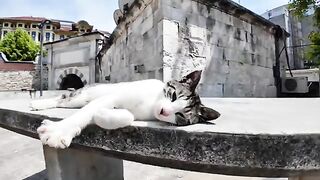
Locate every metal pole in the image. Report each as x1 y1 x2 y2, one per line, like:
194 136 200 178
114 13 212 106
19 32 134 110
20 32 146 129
39 24 44 96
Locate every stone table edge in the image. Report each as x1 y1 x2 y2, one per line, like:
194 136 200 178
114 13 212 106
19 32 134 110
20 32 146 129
0 108 319 178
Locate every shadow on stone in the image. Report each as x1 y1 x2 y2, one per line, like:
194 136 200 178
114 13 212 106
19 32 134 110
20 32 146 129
23 170 48 180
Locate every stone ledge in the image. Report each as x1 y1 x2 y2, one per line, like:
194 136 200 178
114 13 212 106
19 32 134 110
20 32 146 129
0 98 320 177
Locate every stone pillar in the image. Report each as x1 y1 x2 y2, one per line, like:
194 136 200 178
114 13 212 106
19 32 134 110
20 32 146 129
43 146 124 180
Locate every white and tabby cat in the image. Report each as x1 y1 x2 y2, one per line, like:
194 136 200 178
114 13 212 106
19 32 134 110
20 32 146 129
31 70 220 149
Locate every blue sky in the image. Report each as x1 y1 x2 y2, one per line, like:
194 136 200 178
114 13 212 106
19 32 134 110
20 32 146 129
0 0 289 32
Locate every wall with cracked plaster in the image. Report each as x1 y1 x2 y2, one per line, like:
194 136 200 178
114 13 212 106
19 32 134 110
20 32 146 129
100 0 164 83
161 0 277 97
101 0 281 97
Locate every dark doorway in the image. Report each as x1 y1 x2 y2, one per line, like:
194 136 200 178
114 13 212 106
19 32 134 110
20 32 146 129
60 74 84 90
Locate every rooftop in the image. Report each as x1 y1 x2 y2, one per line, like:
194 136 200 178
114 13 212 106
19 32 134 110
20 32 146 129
0 16 61 25
0 53 35 71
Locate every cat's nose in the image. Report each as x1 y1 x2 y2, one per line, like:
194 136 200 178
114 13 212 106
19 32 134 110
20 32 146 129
160 108 170 117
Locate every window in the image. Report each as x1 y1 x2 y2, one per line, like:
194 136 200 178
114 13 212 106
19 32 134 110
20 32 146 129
52 33 55 41
4 23 9 27
31 31 36 40
24 24 29 28
3 30 8 36
45 32 50 41
46 25 51 29
18 24 23 27
60 35 65 39
32 24 37 28
10 24 15 28
38 32 41 41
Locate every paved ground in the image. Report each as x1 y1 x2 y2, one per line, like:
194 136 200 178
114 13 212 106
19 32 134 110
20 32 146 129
0 127 286 180
0 128 46 180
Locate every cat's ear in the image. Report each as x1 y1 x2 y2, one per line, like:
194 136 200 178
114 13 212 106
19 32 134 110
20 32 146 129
180 70 202 91
198 105 220 122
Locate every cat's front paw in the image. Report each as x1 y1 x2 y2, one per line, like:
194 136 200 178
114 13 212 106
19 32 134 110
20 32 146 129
37 119 81 149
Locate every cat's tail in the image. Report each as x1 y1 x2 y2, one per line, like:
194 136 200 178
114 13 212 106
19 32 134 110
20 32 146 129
30 90 89 111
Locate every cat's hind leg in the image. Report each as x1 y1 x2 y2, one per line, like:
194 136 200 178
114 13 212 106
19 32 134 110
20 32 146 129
30 90 89 111
56 90 90 109
30 96 61 111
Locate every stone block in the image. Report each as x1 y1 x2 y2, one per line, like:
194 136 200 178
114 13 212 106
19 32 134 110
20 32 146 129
163 20 179 54
189 24 206 40
142 5 153 20
162 4 185 22
140 15 154 35
199 83 224 97
43 146 123 180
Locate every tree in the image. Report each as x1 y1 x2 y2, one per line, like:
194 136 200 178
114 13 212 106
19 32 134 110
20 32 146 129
0 28 40 61
289 0 320 66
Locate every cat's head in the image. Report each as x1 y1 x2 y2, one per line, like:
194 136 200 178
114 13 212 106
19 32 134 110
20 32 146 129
155 70 220 126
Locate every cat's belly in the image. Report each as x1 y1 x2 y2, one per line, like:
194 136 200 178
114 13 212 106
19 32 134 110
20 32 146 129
108 90 160 120
82 79 164 120
116 98 157 120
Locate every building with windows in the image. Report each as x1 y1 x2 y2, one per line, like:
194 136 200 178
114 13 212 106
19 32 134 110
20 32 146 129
0 16 94 43
261 5 317 69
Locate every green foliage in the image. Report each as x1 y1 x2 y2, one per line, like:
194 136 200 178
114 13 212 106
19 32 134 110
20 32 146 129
289 0 320 65
289 0 317 17
306 32 320 65
0 28 40 61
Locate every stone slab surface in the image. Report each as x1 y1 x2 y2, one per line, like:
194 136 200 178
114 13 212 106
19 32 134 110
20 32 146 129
0 93 319 177
0 128 46 180
0 127 285 180
0 128 287 180
0 96 319 135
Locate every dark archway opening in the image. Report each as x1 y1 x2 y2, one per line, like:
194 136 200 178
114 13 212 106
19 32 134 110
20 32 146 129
60 74 84 90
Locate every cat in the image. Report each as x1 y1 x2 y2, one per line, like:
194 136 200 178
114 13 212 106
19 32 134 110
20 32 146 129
31 70 220 149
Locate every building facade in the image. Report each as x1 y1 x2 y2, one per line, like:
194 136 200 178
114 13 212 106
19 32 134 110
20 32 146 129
98 0 288 97
261 5 317 69
0 16 93 43
44 32 108 90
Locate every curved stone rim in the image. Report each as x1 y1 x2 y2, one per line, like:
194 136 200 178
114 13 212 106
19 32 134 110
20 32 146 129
56 68 88 89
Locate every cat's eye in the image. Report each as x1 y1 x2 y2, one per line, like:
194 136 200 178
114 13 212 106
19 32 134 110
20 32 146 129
171 92 177 102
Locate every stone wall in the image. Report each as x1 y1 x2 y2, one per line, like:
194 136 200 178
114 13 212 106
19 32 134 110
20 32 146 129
101 0 286 97
100 0 163 83
0 66 48 91
161 0 278 97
